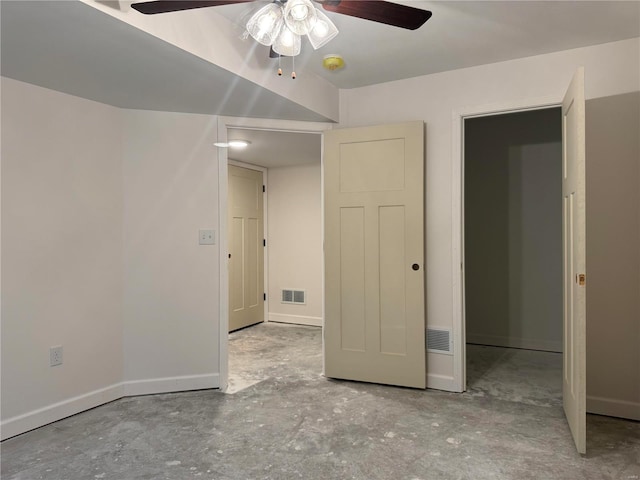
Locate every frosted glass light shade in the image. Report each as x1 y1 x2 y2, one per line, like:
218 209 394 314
307 9 339 49
273 24 301 56
283 0 317 35
246 3 284 46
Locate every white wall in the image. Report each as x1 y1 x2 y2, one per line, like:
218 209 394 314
1 80 223 439
1 78 124 438
122 109 220 392
267 163 323 326
465 109 563 352
340 37 640 416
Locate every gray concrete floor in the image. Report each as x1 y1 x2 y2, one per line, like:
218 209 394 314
2 322 639 479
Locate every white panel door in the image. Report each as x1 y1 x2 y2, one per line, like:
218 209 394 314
562 67 587 454
324 121 426 389
228 165 264 332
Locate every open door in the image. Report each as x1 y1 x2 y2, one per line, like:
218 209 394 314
323 121 425 389
228 165 264 332
562 67 587 454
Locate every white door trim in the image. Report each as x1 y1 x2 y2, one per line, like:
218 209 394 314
451 95 562 392
217 116 333 391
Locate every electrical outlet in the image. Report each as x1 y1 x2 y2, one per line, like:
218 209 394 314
50 346 63 367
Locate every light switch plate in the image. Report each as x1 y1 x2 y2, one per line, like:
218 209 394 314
199 229 215 245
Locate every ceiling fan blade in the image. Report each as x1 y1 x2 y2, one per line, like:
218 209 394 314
131 0 254 15
321 0 432 30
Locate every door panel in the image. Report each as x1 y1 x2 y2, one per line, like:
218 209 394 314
228 165 264 332
339 207 366 352
324 121 426 389
562 67 587 454
229 217 244 313
379 205 407 355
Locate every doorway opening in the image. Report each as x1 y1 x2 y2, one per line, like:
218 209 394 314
463 107 564 406
222 125 324 393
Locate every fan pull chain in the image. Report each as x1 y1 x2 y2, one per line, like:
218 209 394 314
275 55 296 79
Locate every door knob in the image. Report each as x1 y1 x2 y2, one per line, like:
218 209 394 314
412 263 420 271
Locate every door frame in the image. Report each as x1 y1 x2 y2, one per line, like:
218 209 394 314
217 116 333 391
451 95 562 392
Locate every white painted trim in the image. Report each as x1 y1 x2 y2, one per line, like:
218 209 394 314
268 313 323 327
228 159 269 323
320 131 326 376
587 395 640 421
466 334 562 353
0 374 221 440
1 383 124 441
427 374 459 392
451 110 465 393
451 95 563 394
218 117 333 133
123 373 219 397
217 116 333 394
217 120 230 392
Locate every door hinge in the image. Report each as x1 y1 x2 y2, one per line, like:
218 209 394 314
262 185 265 193
576 273 586 286
263 239 266 247
263 293 266 301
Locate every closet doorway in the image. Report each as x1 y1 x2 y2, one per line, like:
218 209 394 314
464 108 564 404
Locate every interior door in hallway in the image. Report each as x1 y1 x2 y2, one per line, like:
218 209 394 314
228 165 264 332
562 67 587 454
324 121 426 389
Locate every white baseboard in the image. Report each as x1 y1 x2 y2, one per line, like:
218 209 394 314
268 312 322 327
466 333 562 353
427 374 459 392
1 383 124 441
123 373 219 396
587 395 640 421
1 374 220 441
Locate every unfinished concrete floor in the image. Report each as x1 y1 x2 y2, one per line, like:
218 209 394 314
2 322 639 479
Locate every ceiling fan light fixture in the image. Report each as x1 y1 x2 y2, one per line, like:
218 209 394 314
273 24 301 57
307 9 339 50
246 3 284 46
283 0 317 35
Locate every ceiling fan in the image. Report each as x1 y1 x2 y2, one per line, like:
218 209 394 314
130 1 432 31
130 0 432 76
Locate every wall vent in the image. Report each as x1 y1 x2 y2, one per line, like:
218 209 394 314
427 328 453 355
282 289 306 305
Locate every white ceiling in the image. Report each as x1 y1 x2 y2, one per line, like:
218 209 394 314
0 0 329 121
216 0 640 89
226 128 321 167
2 1 638 166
